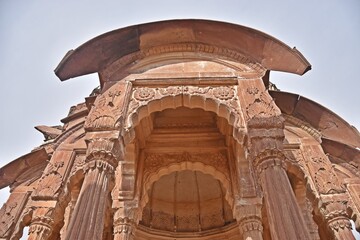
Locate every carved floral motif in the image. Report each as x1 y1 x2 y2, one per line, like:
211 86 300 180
85 83 125 130
312 157 344 194
125 85 243 131
134 87 155 101
213 86 235 100
243 86 280 120
34 161 65 200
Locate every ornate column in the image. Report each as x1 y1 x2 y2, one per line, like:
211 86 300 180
319 194 355 240
235 200 263 240
113 202 136 240
248 117 311 240
64 136 121 240
28 207 54 240
301 143 355 239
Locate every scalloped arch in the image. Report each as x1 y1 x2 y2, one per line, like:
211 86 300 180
137 161 234 223
123 93 246 144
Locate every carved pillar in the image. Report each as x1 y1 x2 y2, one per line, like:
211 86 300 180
301 143 355 239
27 207 54 240
248 117 311 240
319 194 355 240
236 201 263 240
64 136 121 240
113 202 135 240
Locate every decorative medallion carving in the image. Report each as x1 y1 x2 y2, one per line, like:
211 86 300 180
245 87 277 119
213 86 235 100
85 82 127 130
134 87 155 101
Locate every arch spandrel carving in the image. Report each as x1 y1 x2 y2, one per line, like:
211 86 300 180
120 83 247 145
84 80 130 131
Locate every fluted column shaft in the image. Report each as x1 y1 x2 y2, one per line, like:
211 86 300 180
65 160 114 240
64 137 120 240
257 159 311 240
247 116 311 240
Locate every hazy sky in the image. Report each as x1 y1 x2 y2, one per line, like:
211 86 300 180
0 0 359 238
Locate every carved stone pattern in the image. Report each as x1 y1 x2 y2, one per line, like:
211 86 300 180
126 85 241 129
86 138 121 167
245 87 277 119
144 151 229 178
319 196 352 232
69 154 86 177
134 87 155 101
114 217 133 234
158 86 182 96
200 209 224 230
151 211 174 232
212 86 235 100
283 114 322 142
239 218 263 233
28 207 55 240
312 157 344 194
0 202 17 237
252 149 287 174
28 224 52 239
177 214 200 232
84 160 115 175
85 86 123 129
103 43 266 79
34 161 65 199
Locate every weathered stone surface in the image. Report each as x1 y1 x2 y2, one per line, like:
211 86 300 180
1 20 359 240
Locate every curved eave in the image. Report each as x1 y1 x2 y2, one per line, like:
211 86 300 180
270 90 360 148
321 138 360 163
55 19 311 81
0 148 49 189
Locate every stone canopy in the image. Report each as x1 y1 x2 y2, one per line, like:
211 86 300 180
0 19 359 240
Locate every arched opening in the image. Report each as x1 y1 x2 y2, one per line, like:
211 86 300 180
138 170 236 236
131 106 242 239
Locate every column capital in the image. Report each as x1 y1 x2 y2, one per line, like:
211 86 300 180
85 136 123 168
246 116 286 170
319 193 352 232
28 207 54 240
113 206 135 240
114 217 134 235
239 218 264 235
252 149 287 174
235 200 264 238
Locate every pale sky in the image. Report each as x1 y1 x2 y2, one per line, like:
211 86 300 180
0 0 359 238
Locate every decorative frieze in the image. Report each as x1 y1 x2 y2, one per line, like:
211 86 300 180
125 85 243 132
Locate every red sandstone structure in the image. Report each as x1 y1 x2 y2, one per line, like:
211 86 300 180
0 20 359 240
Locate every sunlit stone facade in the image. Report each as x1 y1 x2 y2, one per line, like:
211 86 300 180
1 20 359 240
